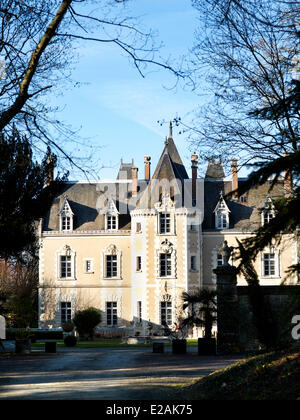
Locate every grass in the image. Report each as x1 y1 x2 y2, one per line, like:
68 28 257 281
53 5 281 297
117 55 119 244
31 338 199 349
174 349 300 400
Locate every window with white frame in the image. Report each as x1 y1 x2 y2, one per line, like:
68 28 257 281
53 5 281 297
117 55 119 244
84 259 93 273
160 213 171 234
59 198 74 232
57 245 76 280
106 255 118 278
159 253 172 277
102 244 121 279
160 301 172 326
106 214 118 230
262 197 276 226
261 248 280 278
216 212 229 229
217 253 224 267
60 255 72 278
263 253 276 276
106 302 117 326
61 301 72 324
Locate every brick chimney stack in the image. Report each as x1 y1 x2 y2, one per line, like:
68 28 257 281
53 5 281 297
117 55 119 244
144 156 151 181
232 158 238 200
191 152 198 206
131 165 138 197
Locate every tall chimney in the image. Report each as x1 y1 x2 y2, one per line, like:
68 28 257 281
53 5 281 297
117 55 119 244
144 156 151 181
191 152 198 206
131 166 138 197
231 158 238 200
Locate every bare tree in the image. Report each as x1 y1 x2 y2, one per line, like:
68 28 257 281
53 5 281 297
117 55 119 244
176 0 299 171
0 1 185 175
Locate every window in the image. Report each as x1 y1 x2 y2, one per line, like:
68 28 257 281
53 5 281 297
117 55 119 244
217 254 224 266
136 256 142 272
106 255 118 278
60 255 72 278
59 198 74 232
191 255 197 271
240 195 247 203
216 212 228 229
263 253 276 276
160 301 172 326
61 216 71 231
136 222 142 233
159 253 172 277
190 224 197 232
137 301 142 323
160 213 171 234
263 211 274 226
84 259 93 273
106 302 117 326
107 215 117 230
61 302 72 324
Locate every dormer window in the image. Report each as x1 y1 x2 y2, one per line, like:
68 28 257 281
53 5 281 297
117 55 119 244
154 193 175 235
160 213 171 234
104 199 119 231
262 197 275 226
106 215 117 230
214 193 230 230
58 197 74 232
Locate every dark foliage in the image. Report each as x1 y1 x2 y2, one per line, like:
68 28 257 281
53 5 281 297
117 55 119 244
0 129 66 260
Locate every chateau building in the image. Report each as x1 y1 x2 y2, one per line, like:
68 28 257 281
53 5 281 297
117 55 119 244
38 124 298 334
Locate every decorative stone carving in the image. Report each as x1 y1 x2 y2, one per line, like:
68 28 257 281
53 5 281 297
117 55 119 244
159 239 173 254
218 241 234 265
105 244 118 256
154 192 175 212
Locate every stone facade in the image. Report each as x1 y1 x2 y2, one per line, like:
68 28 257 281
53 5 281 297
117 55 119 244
38 127 299 335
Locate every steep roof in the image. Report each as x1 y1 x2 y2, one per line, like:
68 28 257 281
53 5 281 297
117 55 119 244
205 159 225 179
136 128 189 209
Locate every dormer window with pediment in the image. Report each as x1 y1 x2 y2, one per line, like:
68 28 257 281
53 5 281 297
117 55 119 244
58 197 74 232
155 193 175 235
262 197 276 226
104 199 119 231
214 193 230 230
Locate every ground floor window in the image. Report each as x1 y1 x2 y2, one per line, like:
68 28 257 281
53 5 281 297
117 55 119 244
160 301 172 326
106 302 118 326
61 301 72 324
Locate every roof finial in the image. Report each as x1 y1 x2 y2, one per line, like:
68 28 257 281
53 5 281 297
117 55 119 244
169 121 173 139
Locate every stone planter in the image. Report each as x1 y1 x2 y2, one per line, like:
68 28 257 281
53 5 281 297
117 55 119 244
172 339 187 354
15 339 31 354
153 342 164 353
198 338 216 356
45 341 57 353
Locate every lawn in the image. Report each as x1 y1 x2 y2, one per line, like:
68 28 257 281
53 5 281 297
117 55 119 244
174 349 300 400
31 338 199 349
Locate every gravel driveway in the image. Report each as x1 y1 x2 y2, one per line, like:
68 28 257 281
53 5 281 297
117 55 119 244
0 345 243 400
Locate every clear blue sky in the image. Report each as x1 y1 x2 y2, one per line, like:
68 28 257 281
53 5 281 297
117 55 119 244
50 0 204 181
50 0 246 181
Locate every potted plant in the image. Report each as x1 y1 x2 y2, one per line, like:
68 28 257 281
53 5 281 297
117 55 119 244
15 328 33 354
170 321 188 354
182 288 217 355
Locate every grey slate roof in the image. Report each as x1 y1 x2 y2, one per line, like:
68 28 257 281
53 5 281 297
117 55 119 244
42 134 287 233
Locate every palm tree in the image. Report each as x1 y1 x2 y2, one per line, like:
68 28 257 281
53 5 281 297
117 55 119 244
181 288 217 339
